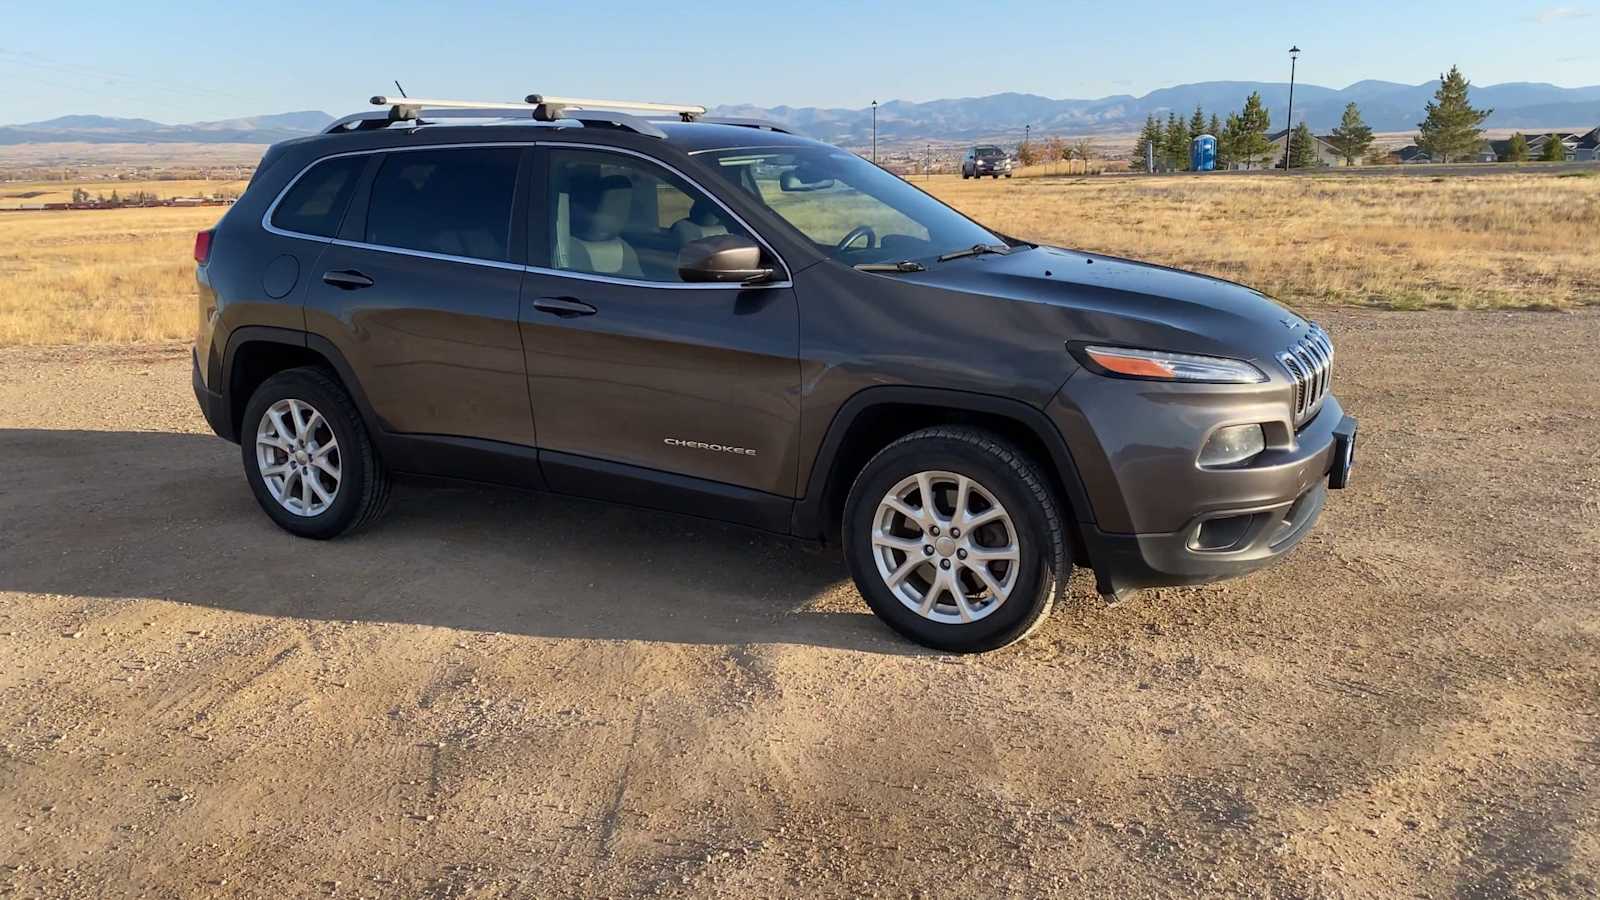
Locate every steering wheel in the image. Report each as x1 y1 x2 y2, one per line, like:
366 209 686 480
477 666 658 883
835 225 877 254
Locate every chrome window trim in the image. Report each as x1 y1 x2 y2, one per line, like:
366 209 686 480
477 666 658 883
259 140 793 289
328 239 525 272
523 264 789 290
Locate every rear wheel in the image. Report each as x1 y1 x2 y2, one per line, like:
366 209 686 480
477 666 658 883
241 367 390 539
843 427 1068 652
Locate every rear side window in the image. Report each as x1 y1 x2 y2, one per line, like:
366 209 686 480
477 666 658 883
270 155 365 237
365 148 520 262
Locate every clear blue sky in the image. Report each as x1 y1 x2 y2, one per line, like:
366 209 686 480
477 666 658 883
2 0 1596 124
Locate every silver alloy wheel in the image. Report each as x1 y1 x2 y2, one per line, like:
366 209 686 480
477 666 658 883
871 470 1020 624
255 398 341 517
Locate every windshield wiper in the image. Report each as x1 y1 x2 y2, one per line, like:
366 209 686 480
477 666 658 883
853 260 926 273
937 243 1012 262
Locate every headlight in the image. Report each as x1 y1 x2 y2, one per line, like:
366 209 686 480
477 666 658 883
1075 345 1267 384
1199 424 1266 468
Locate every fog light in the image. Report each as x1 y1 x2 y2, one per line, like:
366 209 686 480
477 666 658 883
1199 424 1265 468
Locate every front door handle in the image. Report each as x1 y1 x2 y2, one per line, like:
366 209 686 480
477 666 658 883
322 270 375 290
531 297 598 318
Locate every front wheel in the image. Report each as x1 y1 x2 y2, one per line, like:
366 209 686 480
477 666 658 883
241 366 390 539
842 427 1069 652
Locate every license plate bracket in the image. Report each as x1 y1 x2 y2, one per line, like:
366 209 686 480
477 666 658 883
1329 415 1358 490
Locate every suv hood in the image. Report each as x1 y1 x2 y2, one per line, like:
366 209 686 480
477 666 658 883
920 245 1309 363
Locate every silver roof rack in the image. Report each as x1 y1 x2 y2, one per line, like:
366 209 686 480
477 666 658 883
321 94 790 140
525 94 707 122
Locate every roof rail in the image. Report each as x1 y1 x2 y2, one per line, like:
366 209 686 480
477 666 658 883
694 116 792 134
323 98 538 134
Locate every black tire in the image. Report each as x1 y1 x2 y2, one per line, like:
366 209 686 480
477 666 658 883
240 366 390 539
842 427 1069 652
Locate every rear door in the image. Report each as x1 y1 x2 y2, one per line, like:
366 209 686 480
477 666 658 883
519 145 801 527
303 146 534 449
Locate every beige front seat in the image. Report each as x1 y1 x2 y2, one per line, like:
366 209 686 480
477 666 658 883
566 174 641 278
670 198 729 248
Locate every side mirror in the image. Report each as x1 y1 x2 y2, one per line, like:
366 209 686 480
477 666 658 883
677 234 775 284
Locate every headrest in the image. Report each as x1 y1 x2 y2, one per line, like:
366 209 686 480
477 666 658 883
570 174 632 242
687 197 722 226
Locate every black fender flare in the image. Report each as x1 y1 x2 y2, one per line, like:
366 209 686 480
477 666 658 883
789 385 1097 540
220 326 383 440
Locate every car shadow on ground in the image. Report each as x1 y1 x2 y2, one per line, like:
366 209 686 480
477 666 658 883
0 428 920 654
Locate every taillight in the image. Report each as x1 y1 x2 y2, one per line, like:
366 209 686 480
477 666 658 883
193 229 214 264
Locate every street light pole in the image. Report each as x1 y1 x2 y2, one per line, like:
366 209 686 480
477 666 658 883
871 100 878 164
1282 45 1301 169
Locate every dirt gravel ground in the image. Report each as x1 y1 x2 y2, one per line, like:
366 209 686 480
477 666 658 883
1 308 1598 899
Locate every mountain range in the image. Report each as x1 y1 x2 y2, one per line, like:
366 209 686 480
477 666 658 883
5 80 1600 148
0 111 335 145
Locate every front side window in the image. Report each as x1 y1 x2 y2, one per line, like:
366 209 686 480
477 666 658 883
271 155 365 237
699 147 1001 265
365 148 520 262
547 148 752 283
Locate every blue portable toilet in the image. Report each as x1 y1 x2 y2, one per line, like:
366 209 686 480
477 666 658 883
1191 134 1217 172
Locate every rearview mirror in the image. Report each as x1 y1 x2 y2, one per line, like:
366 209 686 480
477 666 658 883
779 168 836 192
677 234 775 284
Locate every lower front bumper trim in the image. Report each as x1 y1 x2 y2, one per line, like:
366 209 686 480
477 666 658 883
1085 481 1329 595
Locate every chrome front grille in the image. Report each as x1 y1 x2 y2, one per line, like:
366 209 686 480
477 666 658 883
1279 324 1334 427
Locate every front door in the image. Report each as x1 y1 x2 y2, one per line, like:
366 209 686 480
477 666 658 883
519 146 801 528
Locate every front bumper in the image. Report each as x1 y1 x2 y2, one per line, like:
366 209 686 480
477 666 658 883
1083 472 1332 594
1050 376 1356 594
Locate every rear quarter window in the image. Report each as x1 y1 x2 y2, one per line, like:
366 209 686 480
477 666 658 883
364 148 521 262
270 155 365 238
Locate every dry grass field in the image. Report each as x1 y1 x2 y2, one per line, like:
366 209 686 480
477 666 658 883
0 206 224 344
925 171 1600 310
1 169 1597 346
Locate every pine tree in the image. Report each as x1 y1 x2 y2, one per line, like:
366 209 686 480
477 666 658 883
1327 102 1375 166
1188 105 1208 140
1417 66 1492 163
1288 122 1321 168
1540 133 1567 161
1216 112 1241 168
1133 114 1162 170
1234 92 1274 169
1504 132 1529 162
1207 113 1222 139
1162 111 1191 171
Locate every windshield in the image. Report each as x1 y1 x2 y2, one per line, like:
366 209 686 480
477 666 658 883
696 147 1002 265
975 147 1005 158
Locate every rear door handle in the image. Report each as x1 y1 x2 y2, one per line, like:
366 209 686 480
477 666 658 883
322 270 374 290
531 297 597 318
